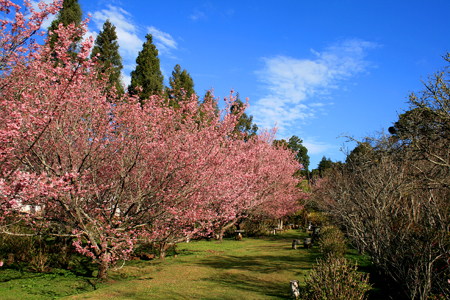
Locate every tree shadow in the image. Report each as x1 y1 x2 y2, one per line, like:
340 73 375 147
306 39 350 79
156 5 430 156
199 252 319 276
202 272 292 299
194 247 320 299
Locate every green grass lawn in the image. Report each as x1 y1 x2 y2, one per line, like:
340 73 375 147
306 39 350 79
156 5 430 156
0 230 321 299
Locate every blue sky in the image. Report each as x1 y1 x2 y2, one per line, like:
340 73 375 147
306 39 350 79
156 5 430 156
29 0 449 169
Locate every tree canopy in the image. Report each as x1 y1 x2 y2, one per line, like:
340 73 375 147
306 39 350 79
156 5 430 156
311 53 450 299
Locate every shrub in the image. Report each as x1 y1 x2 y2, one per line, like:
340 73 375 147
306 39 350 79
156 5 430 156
0 232 34 262
241 220 274 237
303 255 371 300
318 225 347 258
30 241 50 272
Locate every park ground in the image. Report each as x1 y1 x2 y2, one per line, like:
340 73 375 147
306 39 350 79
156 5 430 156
0 230 377 299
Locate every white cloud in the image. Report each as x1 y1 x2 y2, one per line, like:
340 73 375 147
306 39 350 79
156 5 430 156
189 9 205 21
90 5 147 91
122 74 131 88
309 103 325 107
249 39 377 134
90 5 143 60
147 26 177 57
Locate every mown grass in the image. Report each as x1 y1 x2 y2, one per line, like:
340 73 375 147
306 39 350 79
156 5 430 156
0 230 320 299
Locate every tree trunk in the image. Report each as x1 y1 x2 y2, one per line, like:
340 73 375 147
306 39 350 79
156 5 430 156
277 219 283 229
159 242 170 260
303 209 308 229
97 255 109 279
218 229 225 243
217 221 237 242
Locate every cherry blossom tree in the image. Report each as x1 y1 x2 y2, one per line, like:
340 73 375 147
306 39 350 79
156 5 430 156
1 0 63 222
209 128 307 241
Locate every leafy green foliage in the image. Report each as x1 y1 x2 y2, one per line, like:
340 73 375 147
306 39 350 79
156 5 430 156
344 142 376 172
128 34 164 101
91 19 124 96
287 136 310 171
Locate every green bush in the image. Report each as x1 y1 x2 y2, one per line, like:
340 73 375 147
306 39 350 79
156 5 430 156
318 225 346 258
303 255 371 300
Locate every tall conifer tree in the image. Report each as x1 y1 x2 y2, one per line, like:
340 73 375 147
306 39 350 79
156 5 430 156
47 0 82 53
128 34 164 101
91 20 124 96
165 64 195 107
230 92 258 140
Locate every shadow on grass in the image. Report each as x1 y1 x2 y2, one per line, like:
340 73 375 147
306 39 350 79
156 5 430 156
0 254 99 299
203 272 292 299
194 237 321 298
198 252 319 276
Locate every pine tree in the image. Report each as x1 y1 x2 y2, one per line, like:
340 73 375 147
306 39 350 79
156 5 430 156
165 64 195 108
230 92 258 140
47 0 82 53
91 20 124 96
128 34 164 101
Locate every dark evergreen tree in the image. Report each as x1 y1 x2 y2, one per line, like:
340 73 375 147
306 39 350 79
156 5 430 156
287 136 310 172
311 156 342 177
47 0 82 53
273 135 310 176
91 20 124 96
165 64 195 108
388 107 437 144
128 34 164 101
230 92 258 140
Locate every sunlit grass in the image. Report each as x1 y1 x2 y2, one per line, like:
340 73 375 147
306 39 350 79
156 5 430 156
0 230 320 299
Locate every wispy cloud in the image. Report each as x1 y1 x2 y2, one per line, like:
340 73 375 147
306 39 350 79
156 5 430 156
189 9 206 21
91 5 143 62
90 5 146 87
89 6 180 86
249 39 378 134
147 26 177 57
303 140 334 155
